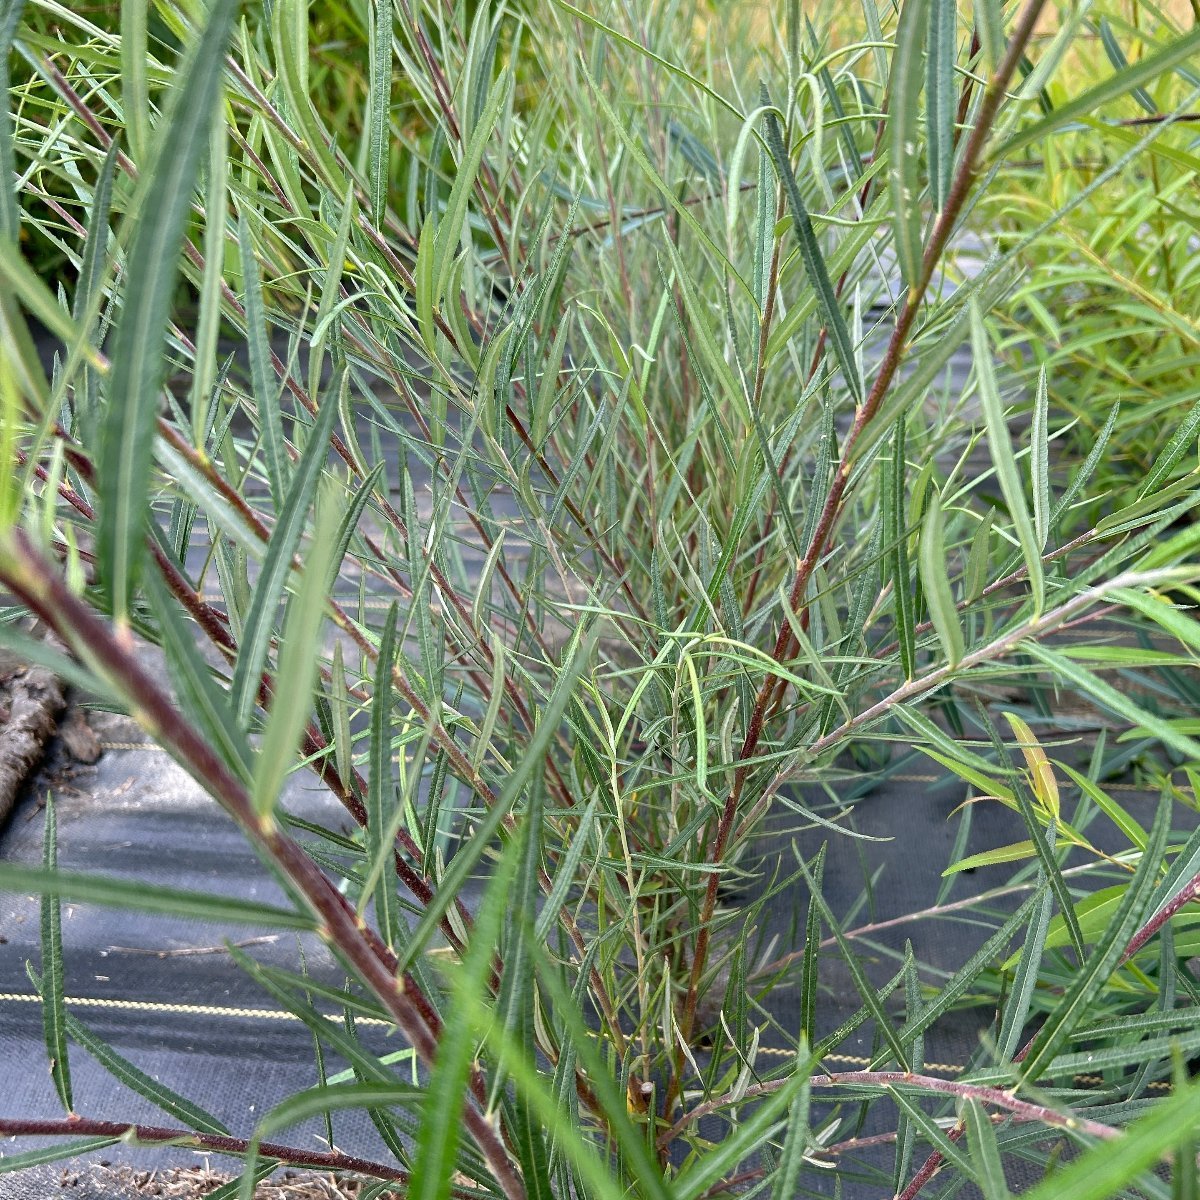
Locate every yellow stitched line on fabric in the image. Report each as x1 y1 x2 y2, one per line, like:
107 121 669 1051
755 1047 964 1075
0 993 1172 1091
753 1047 1171 1090
0 991 393 1027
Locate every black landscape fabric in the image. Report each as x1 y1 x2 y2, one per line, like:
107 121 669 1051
0 705 1166 1197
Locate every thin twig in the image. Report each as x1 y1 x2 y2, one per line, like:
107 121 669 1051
0 1117 406 1185
658 1069 1118 1149
0 532 526 1200
677 0 1052 1088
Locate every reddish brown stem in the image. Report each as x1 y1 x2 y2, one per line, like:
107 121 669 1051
0 1117 406 1184
897 1124 965 1200
671 0 1052 1116
0 532 524 1200
658 1069 1117 1150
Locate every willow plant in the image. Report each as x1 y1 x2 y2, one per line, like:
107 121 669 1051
3 0 1200 1196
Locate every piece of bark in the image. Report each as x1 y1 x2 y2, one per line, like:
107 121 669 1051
0 654 66 825
60 706 102 763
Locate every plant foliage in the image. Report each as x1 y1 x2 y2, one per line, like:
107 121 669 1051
3 0 1200 1196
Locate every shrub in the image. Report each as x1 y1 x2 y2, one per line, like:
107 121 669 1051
3 0 1200 1196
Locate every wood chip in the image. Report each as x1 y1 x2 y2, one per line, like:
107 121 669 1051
0 651 65 825
60 707 103 764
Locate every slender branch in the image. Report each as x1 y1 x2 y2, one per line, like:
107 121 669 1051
0 532 525 1200
29 432 625 1063
1117 110 1200 126
675 0 1052 1077
1123 870 1200 961
897 1124 965 1200
0 1118 406 1185
658 1069 1118 1150
751 859 1111 978
760 570 1179 799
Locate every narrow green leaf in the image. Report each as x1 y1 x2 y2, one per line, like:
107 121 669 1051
927 0 956 210
877 891 1039 1058
252 479 341 820
1018 792 1171 1081
367 0 393 225
889 1088 976 1177
237 209 285 511
998 25 1200 159
121 0 150 162
861 0 889 88
943 840 1035 875
1098 19 1157 115
256 1081 422 1141
1019 1071 1200 1200
1031 365 1050 551
964 508 994 602
0 0 26 244
146 563 254 785
0 1138 119 1174
434 72 511 306
535 794 599 941
98 0 238 622
0 245 102 370
331 462 384 580
966 1099 1010 1200
798 852 911 1069
0 864 315 929
771 1050 812 1200
190 114 229 446
891 0 931 289
73 141 120 326
887 418 917 679
893 948 922 1193
367 602 400 949
918 489 964 666
271 0 346 193
764 104 861 403
894 704 1004 778
153 438 262 556
308 187 355 398
227 950 401 1085
1011 785 1084 960
1024 643 1200 762
1057 762 1147 851
62 1001 230 1134
974 0 1005 73
1138 391 1200 500
39 795 72 1112
495 782 554 1200
203 1163 277 1200
409 843 515 1200
230 395 339 725
972 303 1044 614
414 212 438 355
997 869 1054 1060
